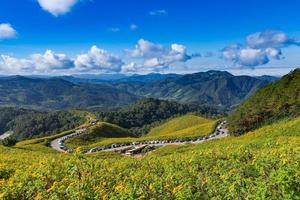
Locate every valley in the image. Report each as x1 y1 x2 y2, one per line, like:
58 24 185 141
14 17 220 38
0 69 299 199
2 1 300 198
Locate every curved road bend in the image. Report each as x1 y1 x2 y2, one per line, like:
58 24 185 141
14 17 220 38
50 121 229 154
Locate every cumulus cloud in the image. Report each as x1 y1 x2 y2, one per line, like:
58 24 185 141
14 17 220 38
246 30 300 49
222 30 299 68
122 62 138 73
0 39 197 74
0 46 124 74
0 50 73 74
74 46 124 73
124 39 198 72
0 23 17 39
37 0 79 16
149 9 168 16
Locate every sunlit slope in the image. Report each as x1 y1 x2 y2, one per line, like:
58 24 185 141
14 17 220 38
66 114 217 149
65 122 133 149
0 117 299 199
148 114 216 137
15 112 96 152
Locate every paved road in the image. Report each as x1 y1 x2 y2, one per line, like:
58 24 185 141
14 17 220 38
50 128 87 152
87 121 229 154
50 121 229 155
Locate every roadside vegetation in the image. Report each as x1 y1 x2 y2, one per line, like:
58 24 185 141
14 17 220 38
65 114 217 150
1 69 300 199
94 98 223 136
0 116 299 199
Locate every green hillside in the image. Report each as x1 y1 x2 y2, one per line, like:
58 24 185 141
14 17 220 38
94 98 221 136
1 115 299 199
114 70 271 108
65 114 216 150
148 114 215 138
228 68 300 135
0 108 86 140
65 122 133 149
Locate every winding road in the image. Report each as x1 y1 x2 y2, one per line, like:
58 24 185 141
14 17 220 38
50 121 229 155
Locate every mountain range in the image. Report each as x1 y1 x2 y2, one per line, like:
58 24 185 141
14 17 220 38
0 71 277 110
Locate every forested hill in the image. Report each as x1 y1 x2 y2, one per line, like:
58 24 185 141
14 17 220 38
0 76 139 110
228 68 300 135
93 98 222 136
0 107 86 140
112 70 272 108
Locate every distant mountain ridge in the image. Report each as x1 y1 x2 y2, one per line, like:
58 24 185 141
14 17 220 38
112 70 271 108
0 76 139 110
0 70 276 110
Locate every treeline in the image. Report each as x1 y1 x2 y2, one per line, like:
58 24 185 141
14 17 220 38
0 107 86 141
93 98 223 136
9 111 85 140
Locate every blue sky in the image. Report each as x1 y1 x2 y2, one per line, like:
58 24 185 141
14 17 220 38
0 0 300 75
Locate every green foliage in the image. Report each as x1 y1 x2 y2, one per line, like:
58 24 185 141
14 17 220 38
65 122 133 148
0 107 38 134
95 98 221 136
65 114 216 150
228 68 300 135
0 137 17 147
9 110 86 140
0 116 299 199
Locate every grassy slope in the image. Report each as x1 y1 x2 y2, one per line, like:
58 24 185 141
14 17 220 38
148 114 214 137
14 112 96 152
65 122 133 149
65 114 217 150
0 116 299 199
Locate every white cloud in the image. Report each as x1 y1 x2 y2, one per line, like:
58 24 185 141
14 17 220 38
0 46 124 74
122 62 138 73
130 24 138 31
0 23 17 39
74 46 124 73
0 50 73 74
222 30 298 68
0 41 197 74
246 30 300 49
126 39 164 58
37 0 79 16
149 9 168 16
125 39 197 72
30 50 74 70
